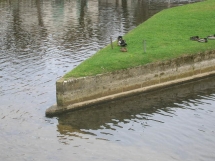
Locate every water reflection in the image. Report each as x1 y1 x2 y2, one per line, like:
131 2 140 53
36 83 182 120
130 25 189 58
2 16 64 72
1 0 201 105
57 76 215 140
56 76 215 160
1 0 211 161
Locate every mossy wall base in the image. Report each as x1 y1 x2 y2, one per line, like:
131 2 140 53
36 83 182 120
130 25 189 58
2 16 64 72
46 50 215 116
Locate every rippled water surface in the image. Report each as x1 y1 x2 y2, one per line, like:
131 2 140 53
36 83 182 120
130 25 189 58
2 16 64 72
1 0 214 161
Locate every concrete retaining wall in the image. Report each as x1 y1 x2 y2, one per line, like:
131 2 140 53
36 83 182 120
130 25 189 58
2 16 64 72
46 50 215 116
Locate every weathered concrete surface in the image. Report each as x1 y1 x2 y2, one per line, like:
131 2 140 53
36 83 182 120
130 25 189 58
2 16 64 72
46 50 215 117
57 75 215 131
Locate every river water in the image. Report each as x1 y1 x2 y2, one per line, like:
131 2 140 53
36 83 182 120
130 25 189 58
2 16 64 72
1 0 214 161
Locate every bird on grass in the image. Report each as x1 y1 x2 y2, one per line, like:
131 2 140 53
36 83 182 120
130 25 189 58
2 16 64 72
117 36 127 52
117 36 127 46
207 34 215 40
119 40 127 52
190 36 199 41
117 36 123 46
119 39 127 47
120 47 127 52
198 38 208 43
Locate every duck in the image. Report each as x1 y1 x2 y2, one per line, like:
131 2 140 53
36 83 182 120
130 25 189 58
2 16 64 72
207 34 215 40
119 39 127 47
118 36 123 41
120 47 127 52
117 36 123 46
190 36 199 41
198 38 208 43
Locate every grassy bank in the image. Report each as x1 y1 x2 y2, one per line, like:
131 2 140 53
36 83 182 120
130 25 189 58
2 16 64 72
64 0 215 78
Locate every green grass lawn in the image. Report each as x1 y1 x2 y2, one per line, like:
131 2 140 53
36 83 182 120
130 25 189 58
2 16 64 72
64 0 215 78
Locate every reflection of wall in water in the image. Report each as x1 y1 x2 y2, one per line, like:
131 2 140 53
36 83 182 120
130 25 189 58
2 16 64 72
57 76 215 135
